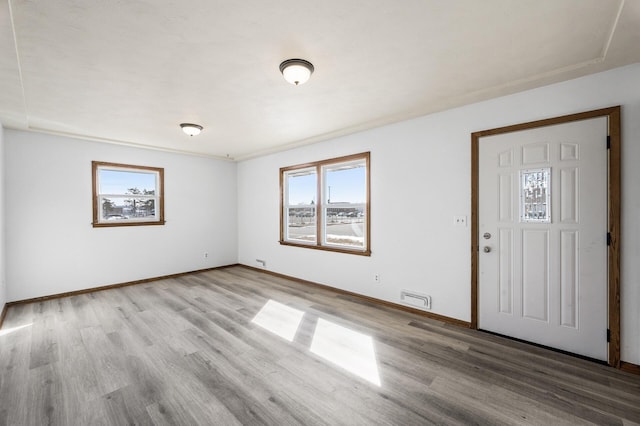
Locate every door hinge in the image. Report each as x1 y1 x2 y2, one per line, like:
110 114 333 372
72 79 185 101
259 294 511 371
607 135 611 149
607 232 611 246
607 329 611 342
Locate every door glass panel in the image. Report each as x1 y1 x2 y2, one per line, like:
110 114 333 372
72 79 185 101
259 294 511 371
520 168 551 223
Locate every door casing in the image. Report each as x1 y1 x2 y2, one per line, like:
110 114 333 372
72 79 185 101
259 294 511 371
470 106 621 367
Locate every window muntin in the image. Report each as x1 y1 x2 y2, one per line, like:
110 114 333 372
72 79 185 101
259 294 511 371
92 161 165 227
280 153 370 255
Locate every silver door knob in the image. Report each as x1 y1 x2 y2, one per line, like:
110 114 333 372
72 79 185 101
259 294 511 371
483 246 491 253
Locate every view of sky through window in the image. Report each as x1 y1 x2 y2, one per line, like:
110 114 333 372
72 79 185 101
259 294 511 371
326 166 366 203
99 169 156 194
287 172 316 205
288 166 365 205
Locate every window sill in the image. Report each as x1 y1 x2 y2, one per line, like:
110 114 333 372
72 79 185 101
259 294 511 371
279 240 371 256
92 220 166 228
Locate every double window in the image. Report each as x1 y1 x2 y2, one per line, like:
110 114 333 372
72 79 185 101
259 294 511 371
280 152 370 255
92 161 165 227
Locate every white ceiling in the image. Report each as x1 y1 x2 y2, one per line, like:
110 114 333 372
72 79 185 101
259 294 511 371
1 0 639 160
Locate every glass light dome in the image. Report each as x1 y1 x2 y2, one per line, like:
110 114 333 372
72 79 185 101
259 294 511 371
279 59 314 85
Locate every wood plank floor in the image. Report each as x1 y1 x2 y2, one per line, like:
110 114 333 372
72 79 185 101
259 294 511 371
1 265 639 425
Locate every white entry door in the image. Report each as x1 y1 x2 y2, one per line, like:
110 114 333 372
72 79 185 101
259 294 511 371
478 117 608 361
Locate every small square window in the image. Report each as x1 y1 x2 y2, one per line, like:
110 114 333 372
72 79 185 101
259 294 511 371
92 161 165 227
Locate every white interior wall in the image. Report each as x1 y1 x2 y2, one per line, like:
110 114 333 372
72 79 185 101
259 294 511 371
2 65 638 365
0 125 6 311
237 63 640 364
4 130 238 302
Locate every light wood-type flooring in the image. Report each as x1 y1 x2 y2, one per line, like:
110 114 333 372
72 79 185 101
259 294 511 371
1 266 639 425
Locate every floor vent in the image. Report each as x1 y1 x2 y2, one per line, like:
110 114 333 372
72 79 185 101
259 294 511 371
400 290 432 310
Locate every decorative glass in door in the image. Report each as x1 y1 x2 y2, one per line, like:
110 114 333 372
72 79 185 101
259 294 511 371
520 168 550 223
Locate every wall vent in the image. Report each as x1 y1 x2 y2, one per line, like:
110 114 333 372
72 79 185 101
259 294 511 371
400 290 432 310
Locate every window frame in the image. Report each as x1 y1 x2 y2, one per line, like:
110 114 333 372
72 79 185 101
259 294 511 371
92 161 165 228
280 152 370 256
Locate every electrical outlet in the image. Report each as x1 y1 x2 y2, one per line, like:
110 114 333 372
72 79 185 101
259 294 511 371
454 216 467 227
256 259 266 268
204 252 209 258
374 274 381 283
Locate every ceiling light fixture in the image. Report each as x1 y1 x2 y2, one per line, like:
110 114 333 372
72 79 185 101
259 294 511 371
180 123 203 136
279 59 314 85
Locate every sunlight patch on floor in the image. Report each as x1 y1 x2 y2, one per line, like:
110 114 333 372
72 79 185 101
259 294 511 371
0 323 33 337
251 300 305 342
310 318 381 386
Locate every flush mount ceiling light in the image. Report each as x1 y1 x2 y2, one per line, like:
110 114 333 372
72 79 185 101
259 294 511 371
180 123 203 136
279 59 314 85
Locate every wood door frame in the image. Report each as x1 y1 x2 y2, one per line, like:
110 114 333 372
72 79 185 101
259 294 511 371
471 106 621 368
